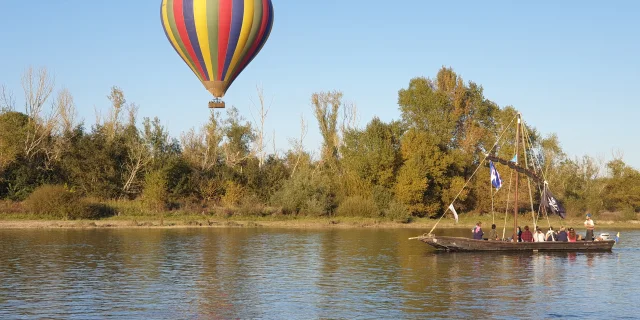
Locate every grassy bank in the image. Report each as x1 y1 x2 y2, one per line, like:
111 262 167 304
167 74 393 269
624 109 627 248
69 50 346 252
1 213 639 230
2 196 638 230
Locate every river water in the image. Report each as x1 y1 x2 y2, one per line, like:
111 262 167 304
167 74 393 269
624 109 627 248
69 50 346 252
0 226 635 319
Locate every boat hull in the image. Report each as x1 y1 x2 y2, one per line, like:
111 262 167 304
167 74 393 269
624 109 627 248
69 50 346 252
417 235 616 252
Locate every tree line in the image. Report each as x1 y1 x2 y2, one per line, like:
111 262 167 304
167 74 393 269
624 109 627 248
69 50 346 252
0 66 638 220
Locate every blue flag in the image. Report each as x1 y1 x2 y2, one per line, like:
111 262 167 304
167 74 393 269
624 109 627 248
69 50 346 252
490 161 502 189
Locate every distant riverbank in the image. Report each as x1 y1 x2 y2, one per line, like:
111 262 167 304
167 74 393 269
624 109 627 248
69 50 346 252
1 215 639 230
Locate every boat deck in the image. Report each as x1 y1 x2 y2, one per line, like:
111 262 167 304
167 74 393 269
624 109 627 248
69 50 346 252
418 235 616 252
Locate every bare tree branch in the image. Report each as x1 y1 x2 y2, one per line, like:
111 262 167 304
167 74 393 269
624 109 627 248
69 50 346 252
249 84 272 168
105 86 126 140
272 129 277 159
0 85 16 112
290 114 308 177
118 104 151 197
55 88 77 135
180 110 223 171
44 88 78 166
126 102 139 129
22 66 55 118
21 66 58 159
339 100 358 149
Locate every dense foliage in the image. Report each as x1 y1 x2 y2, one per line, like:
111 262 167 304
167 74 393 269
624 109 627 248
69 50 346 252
1 66 638 220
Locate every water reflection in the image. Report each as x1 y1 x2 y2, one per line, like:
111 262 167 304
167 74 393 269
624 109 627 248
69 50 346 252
0 228 637 319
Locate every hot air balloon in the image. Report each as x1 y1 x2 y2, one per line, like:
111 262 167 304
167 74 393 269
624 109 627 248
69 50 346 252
160 0 274 108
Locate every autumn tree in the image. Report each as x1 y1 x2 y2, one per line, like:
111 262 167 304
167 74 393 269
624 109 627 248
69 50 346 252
395 67 503 217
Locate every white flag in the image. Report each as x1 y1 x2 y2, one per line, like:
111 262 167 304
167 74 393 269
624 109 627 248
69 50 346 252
449 203 458 223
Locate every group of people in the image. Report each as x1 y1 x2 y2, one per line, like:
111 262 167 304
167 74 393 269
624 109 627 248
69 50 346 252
471 213 598 242
514 225 580 242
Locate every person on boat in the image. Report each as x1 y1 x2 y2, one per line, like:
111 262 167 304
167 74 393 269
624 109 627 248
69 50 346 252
556 227 568 242
584 213 595 241
488 224 498 241
567 228 577 242
472 222 484 240
533 227 546 242
517 226 522 242
521 225 534 242
545 226 557 241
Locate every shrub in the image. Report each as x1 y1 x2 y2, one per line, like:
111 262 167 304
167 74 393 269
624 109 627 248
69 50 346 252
371 185 394 211
222 181 245 207
142 170 169 212
105 199 147 216
0 200 25 215
78 202 117 220
384 200 412 223
24 184 82 219
237 194 265 217
304 198 325 217
271 169 337 216
335 196 380 218
622 207 637 221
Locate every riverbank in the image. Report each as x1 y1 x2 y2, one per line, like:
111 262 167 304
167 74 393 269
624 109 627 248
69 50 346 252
1 215 639 230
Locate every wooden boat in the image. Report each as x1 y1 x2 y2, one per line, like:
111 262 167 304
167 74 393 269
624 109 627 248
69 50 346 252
412 234 616 252
411 112 618 252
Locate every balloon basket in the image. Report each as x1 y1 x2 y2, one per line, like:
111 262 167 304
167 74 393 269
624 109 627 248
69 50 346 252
208 99 225 109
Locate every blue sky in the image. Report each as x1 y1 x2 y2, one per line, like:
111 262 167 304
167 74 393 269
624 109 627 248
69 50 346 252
1 1 638 171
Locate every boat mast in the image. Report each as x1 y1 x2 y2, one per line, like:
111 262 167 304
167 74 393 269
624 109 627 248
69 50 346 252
513 113 521 242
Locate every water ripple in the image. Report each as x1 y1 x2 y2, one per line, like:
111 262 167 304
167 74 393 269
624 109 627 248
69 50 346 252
0 228 637 319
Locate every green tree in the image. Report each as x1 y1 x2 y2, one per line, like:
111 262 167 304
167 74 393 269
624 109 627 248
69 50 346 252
603 159 640 212
271 165 336 216
242 155 290 203
312 90 342 169
0 111 29 170
340 117 403 196
61 125 127 199
142 169 169 212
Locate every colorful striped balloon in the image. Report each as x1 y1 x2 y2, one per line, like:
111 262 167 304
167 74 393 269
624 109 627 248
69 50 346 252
160 0 274 99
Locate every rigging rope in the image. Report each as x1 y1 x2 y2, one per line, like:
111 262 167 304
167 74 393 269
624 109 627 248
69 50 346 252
520 123 538 231
427 113 518 235
491 177 495 225
502 169 514 240
521 120 552 229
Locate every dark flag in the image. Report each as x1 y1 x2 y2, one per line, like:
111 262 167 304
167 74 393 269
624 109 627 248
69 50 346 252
541 187 566 219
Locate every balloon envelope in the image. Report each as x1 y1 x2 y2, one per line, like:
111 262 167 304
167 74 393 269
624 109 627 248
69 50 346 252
160 0 274 98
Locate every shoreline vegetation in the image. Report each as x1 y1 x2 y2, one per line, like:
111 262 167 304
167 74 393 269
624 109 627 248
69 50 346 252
1 212 639 230
1 66 639 229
